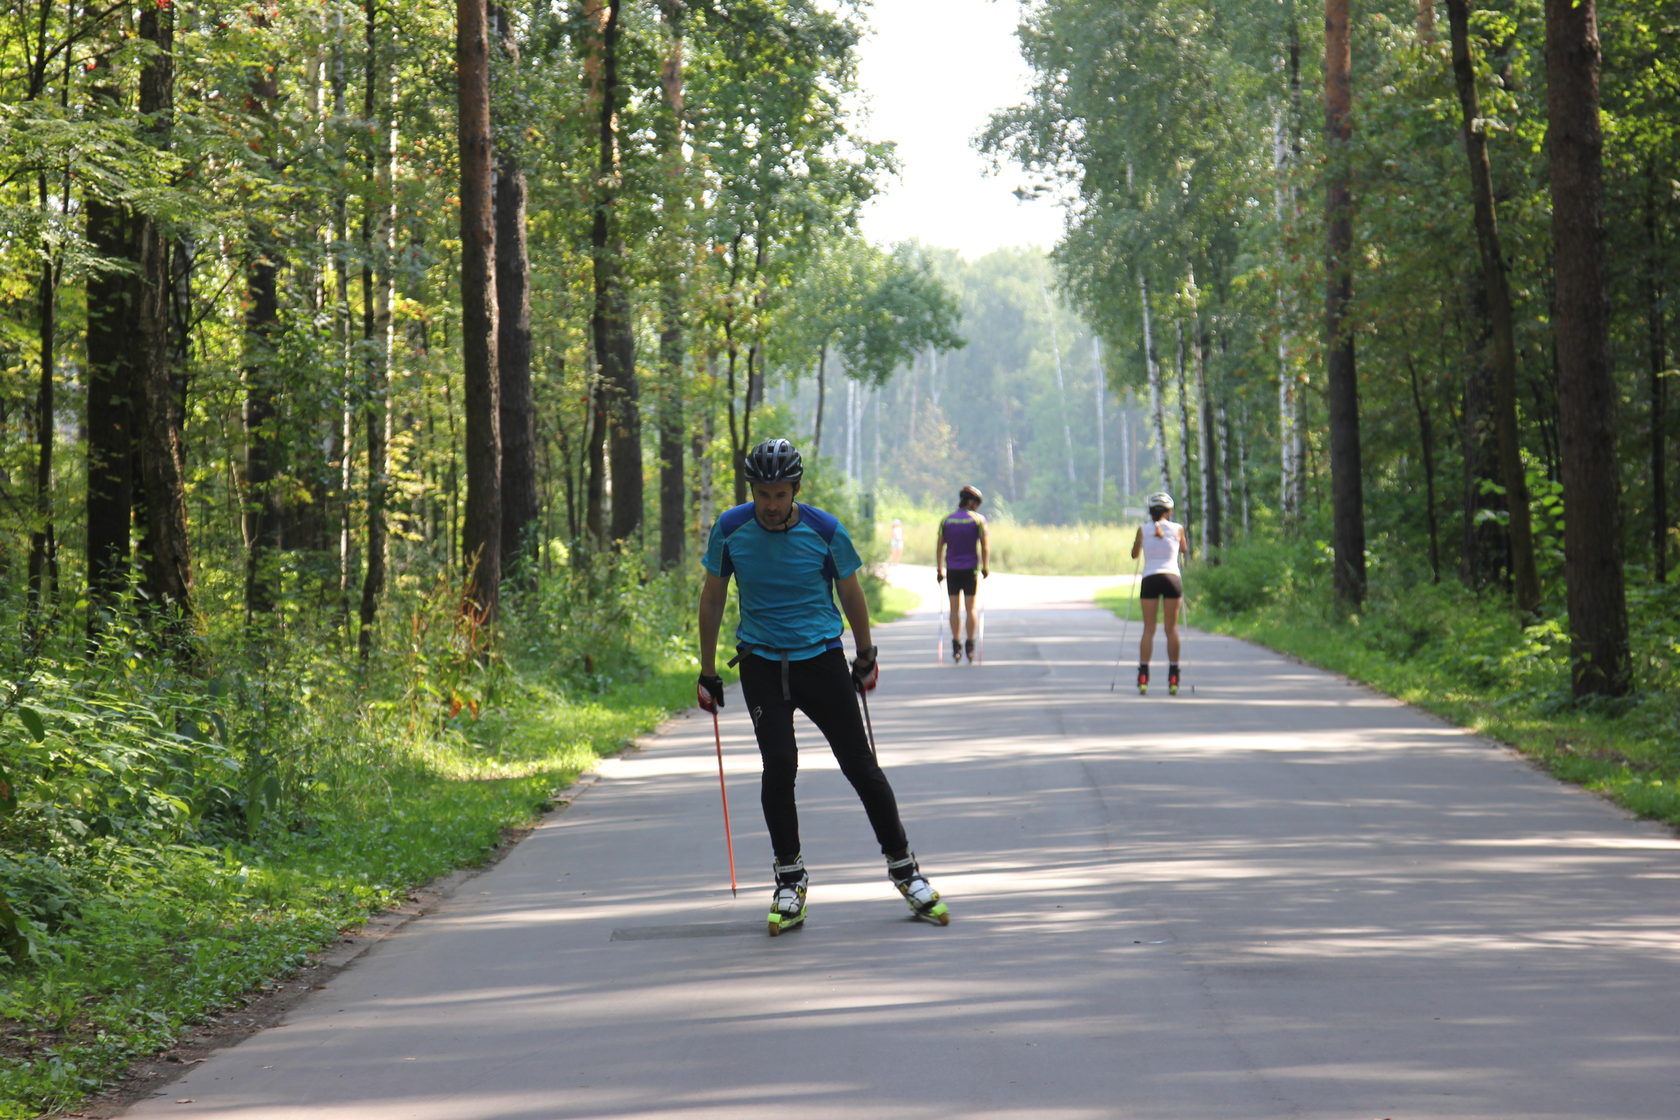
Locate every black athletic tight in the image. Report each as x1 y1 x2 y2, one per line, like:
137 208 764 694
737 648 909 864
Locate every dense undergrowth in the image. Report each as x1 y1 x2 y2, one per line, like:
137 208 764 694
1 505 905 1120
0 556 708 1119
1098 535 1680 830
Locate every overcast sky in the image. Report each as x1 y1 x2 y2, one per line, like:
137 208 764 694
850 0 1064 259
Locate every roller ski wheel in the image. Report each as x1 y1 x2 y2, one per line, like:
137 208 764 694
911 899 951 926
767 858 808 937
888 855 950 927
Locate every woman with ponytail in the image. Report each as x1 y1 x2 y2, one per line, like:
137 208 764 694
1129 492 1191 694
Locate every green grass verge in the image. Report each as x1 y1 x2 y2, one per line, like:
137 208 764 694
872 581 920 625
0 662 693 1119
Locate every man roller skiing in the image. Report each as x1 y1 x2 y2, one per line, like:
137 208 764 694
696 438 948 934
935 485 989 663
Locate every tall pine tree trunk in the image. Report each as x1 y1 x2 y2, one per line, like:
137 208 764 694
459 0 501 620
1324 0 1366 607
1406 356 1444 581
656 0 688 570
85 184 136 628
242 31 283 622
359 0 397 659
1544 0 1631 696
494 4 537 585
134 0 194 640
589 1 641 546
1447 0 1540 616
1645 167 1670 583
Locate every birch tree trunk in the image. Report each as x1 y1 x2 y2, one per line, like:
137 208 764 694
1093 335 1105 515
1194 307 1220 558
1140 273 1170 493
1174 311 1193 514
1038 276 1077 494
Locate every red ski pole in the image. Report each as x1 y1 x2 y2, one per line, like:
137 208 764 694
710 708 738 896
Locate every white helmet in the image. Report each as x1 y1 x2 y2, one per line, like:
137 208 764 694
1147 491 1174 510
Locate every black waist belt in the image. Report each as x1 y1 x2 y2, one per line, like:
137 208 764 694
729 644 793 700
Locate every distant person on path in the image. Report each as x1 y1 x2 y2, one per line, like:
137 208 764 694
889 518 904 566
696 438 948 934
1131 491 1190 695
935 485 990 663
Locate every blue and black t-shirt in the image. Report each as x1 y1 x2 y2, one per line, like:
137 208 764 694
702 502 863 662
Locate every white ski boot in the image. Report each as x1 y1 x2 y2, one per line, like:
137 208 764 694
887 853 949 926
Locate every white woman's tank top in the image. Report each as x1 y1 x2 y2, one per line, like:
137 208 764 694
1140 518 1183 577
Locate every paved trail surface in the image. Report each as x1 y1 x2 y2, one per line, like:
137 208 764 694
115 568 1680 1119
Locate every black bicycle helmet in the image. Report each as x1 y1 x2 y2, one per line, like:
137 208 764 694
743 438 804 484
959 485 983 507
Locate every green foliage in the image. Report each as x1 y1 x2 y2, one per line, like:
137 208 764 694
1191 537 1315 616
0 567 700 1117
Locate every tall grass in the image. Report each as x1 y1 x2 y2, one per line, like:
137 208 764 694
872 509 1137 577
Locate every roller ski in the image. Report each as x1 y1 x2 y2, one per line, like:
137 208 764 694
888 853 949 926
767 857 808 936
964 638 976 663
1168 664 1181 696
951 638 962 663
1137 666 1149 696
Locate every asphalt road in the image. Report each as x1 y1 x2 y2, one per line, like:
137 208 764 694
114 568 1680 1119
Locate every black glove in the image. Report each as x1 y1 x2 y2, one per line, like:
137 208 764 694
697 673 725 713
935 570 945 584
851 646 879 692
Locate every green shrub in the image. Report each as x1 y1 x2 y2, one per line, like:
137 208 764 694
1194 538 1311 615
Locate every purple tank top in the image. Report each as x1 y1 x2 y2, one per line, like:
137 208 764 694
941 510 984 568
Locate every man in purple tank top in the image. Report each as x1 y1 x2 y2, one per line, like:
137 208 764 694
934 485 989 663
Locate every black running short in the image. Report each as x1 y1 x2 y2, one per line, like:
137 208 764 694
1139 572 1183 600
945 568 978 597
